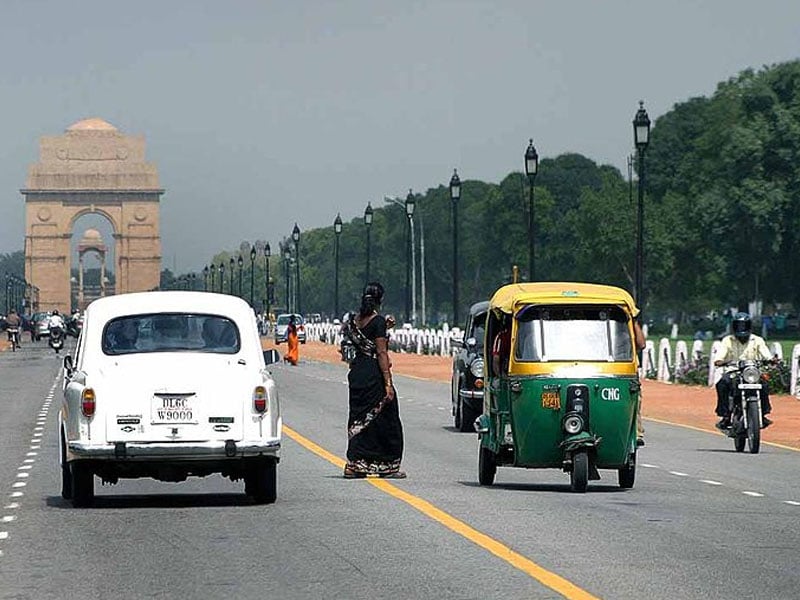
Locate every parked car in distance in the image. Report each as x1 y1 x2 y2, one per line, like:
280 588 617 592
273 313 306 344
32 311 50 340
451 301 489 432
59 291 283 507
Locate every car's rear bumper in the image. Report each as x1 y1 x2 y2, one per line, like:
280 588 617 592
68 438 281 460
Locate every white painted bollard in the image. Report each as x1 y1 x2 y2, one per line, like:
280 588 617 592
708 340 723 387
642 340 656 378
657 338 672 382
691 340 704 362
791 344 800 398
674 340 688 378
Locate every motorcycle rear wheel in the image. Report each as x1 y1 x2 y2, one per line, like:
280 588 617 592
746 402 761 454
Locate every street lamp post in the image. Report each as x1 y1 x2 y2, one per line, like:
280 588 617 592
249 246 256 307
334 213 342 318
218 263 224 294
265 243 271 318
292 223 301 315
524 139 539 281
189 273 196 291
364 202 373 283
237 255 244 298
229 257 235 295
284 249 291 313
405 190 416 324
203 266 209 291
633 100 651 310
449 169 461 325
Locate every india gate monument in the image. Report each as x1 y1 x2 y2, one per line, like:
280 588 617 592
21 118 164 313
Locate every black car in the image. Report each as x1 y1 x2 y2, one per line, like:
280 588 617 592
451 300 489 432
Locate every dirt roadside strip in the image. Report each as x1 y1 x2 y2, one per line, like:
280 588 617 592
267 339 800 451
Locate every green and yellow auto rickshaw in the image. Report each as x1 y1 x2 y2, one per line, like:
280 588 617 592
476 282 641 492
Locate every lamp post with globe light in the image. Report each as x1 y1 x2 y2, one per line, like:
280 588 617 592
334 213 342 318
292 223 301 315
404 190 415 324
364 202 373 283
524 139 539 281
449 169 461 325
633 100 651 310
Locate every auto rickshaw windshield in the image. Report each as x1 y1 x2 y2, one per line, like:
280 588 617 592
514 304 633 362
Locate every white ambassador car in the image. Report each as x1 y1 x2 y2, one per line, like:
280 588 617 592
59 291 282 507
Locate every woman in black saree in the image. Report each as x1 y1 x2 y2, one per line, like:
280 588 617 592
343 282 405 479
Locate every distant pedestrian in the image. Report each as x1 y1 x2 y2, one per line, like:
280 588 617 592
284 315 299 365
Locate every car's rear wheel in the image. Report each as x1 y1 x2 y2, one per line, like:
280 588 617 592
246 459 277 504
70 462 94 507
60 434 73 500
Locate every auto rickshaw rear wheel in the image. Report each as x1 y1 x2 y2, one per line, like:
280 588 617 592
478 445 496 486
570 451 589 493
618 452 636 489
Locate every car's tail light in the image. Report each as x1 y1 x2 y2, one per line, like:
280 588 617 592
474 378 484 389
81 388 96 417
253 386 267 413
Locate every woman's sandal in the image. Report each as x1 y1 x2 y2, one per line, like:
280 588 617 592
343 468 366 479
378 471 407 479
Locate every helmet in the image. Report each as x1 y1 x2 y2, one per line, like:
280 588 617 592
732 312 751 342
52 309 60 316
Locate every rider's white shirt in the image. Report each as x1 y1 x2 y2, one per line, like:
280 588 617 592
47 315 65 329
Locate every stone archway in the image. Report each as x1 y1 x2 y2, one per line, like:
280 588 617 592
21 118 164 313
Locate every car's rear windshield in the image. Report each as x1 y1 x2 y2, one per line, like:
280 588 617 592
276 314 302 325
102 313 241 356
514 304 633 362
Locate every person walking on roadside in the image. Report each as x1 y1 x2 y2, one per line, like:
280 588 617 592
284 315 299 366
342 282 406 479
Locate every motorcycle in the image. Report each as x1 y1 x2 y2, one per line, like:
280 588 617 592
49 325 65 354
7 327 20 352
721 359 768 454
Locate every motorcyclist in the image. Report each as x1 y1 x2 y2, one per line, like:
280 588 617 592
713 312 774 429
5 309 22 347
47 310 66 338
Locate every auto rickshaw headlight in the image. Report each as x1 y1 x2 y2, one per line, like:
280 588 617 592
742 365 760 384
563 414 584 435
470 358 484 378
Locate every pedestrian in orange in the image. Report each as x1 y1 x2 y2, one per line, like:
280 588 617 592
285 315 299 366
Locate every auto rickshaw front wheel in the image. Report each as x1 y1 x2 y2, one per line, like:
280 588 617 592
570 451 589 493
478 445 497 486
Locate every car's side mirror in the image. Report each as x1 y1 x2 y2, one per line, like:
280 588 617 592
63 355 74 376
263 349 281 365
465 337 478 349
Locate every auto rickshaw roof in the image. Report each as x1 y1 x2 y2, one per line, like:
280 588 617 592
489 282 638 316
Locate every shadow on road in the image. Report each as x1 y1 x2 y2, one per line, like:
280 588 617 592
457 480 629 494
45 493 264 510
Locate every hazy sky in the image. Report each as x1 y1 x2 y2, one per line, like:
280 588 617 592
1 1 798 271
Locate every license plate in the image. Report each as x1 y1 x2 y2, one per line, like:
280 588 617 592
152 395 197 424
541 390 561 410
738 383 762 390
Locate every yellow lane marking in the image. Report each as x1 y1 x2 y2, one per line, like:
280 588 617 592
643 416 800 453
283 425 600 600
